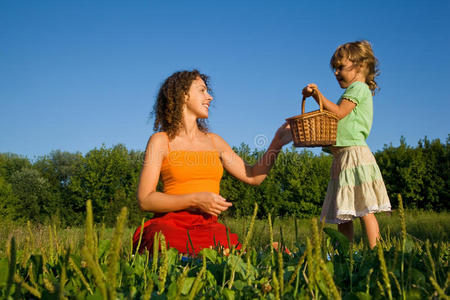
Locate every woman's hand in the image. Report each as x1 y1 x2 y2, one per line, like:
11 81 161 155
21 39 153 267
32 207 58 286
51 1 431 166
273 122 292 148
193 192 232 217
302 83 318 98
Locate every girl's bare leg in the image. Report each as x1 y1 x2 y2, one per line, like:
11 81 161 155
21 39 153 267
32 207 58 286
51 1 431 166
360 213 380 249
338 221 354 242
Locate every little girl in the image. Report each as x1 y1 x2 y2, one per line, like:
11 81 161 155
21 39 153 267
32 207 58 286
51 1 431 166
302 40 391 248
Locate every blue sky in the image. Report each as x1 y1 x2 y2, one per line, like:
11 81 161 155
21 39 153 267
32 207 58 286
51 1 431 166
1 0 449 159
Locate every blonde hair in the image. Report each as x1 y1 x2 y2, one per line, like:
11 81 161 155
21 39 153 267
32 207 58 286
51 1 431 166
330 40 380 94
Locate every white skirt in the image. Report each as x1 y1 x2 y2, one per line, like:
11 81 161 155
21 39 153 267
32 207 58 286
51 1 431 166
321 146 391 224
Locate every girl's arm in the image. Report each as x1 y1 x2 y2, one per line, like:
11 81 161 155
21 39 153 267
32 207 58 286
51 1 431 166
302 83 356 120
137 132 232 217
212 123 292 186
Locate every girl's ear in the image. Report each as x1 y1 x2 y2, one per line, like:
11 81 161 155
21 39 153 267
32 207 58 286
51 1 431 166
357 62 369 77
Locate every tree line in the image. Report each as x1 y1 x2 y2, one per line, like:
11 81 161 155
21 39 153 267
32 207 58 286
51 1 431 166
0 135 448 226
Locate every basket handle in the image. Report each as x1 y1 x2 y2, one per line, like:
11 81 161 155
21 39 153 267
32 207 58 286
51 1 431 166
302 89 323 114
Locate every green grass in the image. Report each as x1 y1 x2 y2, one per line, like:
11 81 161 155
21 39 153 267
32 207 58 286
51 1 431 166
1 210 449 256
221 210 450 250
0 207 449 299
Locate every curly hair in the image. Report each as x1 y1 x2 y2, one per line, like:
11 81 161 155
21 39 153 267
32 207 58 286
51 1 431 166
330 40 380 94
152 70 210 139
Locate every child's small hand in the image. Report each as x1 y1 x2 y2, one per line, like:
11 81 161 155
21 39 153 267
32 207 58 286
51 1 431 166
302 83 318 98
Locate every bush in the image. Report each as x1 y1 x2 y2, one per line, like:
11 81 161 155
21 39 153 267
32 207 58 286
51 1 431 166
0 135 448 225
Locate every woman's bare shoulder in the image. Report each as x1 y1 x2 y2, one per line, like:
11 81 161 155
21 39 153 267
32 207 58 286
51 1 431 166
145 132 169 151
209 132 231 151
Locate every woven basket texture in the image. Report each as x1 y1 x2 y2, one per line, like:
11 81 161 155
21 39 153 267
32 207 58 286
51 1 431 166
286 93 339 147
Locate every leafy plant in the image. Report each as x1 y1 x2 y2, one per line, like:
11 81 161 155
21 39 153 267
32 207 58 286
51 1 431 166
0 200 448 299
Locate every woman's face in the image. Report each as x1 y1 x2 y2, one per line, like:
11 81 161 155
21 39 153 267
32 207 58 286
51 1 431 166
184 77 213 119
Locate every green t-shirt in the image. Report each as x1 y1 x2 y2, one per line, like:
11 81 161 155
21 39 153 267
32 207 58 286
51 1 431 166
335 81 373 146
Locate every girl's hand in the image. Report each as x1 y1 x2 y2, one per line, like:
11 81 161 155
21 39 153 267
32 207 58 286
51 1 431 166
302 83 318 98
193 192 232 217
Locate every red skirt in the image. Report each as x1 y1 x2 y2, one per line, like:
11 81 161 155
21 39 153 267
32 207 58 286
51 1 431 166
132 211 240 255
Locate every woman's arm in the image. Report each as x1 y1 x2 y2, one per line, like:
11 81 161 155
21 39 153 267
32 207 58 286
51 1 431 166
302 83 356 120
212 123 292 186
137 132 232 217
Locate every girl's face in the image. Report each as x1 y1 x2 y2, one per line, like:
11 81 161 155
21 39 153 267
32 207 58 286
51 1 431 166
184 77 213 119
334 58 366 88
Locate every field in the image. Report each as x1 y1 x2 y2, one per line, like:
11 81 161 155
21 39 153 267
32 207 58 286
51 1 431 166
0 197 449 299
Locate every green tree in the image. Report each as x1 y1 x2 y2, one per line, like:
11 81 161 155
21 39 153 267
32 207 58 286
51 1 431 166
34 150 84 225
0 153 33 220
68 144 147 226
220 145 332 218
220 144 258 217
0 153 31 180
1 133 448 224
0 176 16 219
376 137 426 208
9 168 55 223
375 136 449 210
417 136 449 210
270 147 331 218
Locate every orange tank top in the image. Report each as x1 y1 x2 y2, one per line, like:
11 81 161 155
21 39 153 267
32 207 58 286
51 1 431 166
160 133 223 195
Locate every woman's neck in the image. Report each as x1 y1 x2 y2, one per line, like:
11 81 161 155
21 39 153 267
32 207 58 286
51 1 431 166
179 118 202 140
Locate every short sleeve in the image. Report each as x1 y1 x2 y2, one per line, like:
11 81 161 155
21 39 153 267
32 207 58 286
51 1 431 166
340 81 369 105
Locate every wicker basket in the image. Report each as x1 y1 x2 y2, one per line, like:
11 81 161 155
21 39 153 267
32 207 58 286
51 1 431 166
286 92 339 147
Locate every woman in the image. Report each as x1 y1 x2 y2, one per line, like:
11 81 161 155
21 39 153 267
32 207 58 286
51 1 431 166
133 70 292 254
